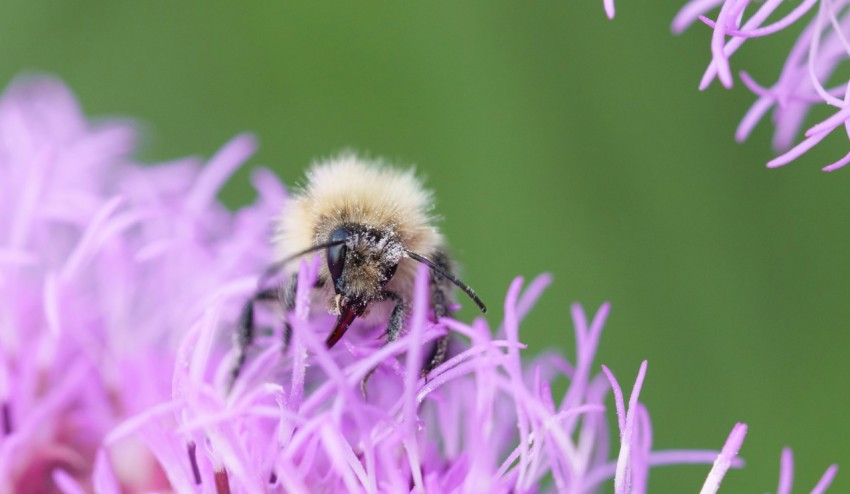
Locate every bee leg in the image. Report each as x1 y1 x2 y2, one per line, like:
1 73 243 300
423 336 449 379
423 250 453 377
228 286 280 392
280 275 298 353
360 290 405 399
383 291 406 343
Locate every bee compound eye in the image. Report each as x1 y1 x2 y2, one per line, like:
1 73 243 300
327 228 348 292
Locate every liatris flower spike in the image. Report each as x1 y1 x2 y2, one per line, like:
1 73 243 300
0 76 838 492
609 0 850 171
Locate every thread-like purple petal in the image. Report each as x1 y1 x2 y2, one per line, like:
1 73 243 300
778 447 794 494
812 465 839 493
700 422 747 494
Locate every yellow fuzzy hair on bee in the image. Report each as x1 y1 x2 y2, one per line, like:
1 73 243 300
275 154 443 297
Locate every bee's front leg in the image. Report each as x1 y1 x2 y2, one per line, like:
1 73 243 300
360 290 406 399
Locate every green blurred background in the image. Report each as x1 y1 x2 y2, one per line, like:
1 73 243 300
2 1 847 491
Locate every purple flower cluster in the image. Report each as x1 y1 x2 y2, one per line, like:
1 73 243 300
0 76 836 493
609 0 850 170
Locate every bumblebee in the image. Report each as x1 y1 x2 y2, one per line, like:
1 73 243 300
230 154 486 387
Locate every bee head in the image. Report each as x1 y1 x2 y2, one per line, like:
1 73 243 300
325 225 403 307
320 224 404 348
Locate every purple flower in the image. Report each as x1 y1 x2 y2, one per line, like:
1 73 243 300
677 0 850 170
608 0 850 170
0 76 837 492
0 76 280 492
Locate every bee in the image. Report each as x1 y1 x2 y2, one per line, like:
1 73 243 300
229 154 487 388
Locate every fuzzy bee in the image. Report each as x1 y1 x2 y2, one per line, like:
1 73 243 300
229 154 487 388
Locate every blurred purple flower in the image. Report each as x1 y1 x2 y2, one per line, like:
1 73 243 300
609 0 850 170
674 0 850 170
0 76 837 493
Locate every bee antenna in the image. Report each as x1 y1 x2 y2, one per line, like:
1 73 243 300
406 250 488 314
258 239 346 288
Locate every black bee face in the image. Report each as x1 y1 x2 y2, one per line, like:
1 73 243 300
326 225 402 298
324 224 403 348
